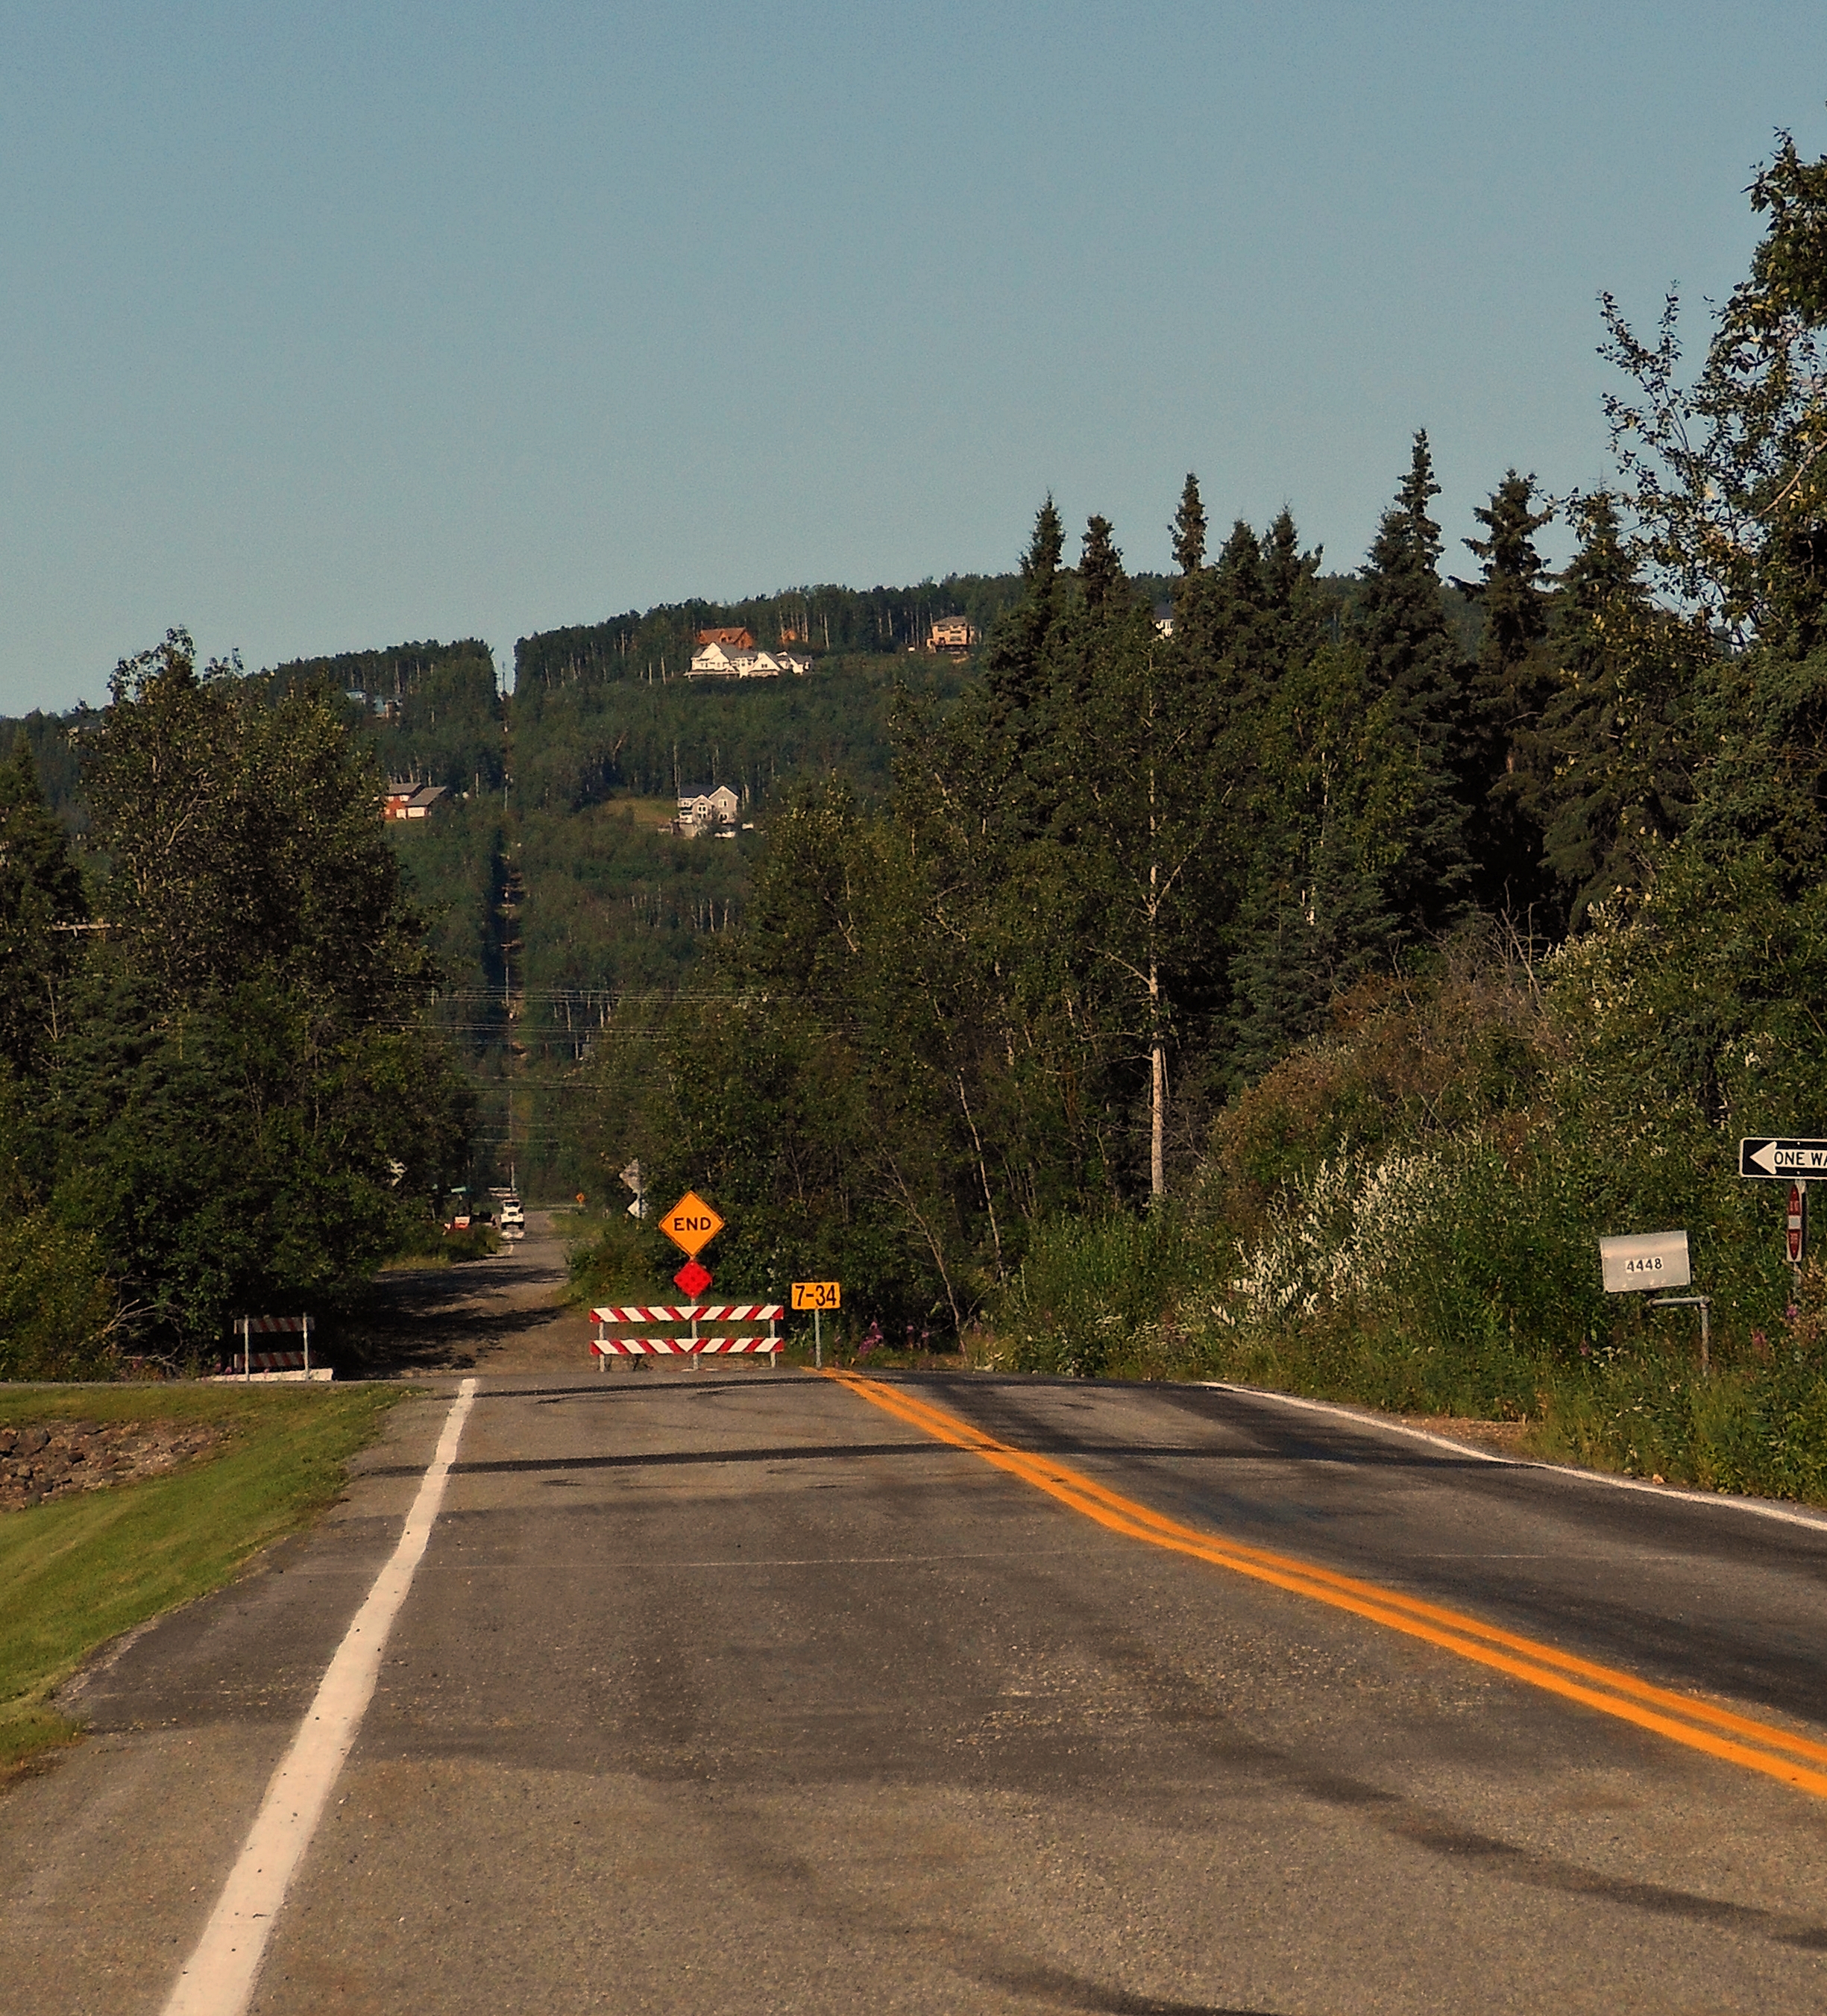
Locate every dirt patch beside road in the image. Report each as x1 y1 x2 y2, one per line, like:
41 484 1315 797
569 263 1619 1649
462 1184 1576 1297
0 1419 224 1512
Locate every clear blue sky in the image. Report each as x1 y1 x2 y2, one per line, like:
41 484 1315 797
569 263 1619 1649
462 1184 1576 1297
4 2 1826 712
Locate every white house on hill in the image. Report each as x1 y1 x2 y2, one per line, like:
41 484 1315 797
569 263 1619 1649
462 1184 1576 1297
687 643 812 679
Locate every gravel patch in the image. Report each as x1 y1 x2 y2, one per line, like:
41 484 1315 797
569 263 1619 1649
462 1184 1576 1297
0 1419 224 1512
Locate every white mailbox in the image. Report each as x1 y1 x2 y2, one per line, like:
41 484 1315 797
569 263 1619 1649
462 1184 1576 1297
1599 1230 1692 1293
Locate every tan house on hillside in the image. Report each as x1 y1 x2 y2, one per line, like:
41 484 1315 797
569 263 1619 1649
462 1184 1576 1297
694 627 755 650
928 617 978 653
658 785 743 837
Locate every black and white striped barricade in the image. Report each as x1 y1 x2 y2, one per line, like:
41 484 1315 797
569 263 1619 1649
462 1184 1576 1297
214 1314 332 1382
591 1304 784 1369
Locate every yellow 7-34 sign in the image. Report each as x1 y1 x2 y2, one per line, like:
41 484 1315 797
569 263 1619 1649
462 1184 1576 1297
792 1281 841 1311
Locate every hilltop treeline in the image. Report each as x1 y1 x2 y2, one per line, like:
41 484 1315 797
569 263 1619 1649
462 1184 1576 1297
514 574 1048 693
267 638 505 797
509 655 974 814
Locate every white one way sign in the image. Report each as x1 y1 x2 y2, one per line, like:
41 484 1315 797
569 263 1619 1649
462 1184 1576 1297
1740 1138 1827 1179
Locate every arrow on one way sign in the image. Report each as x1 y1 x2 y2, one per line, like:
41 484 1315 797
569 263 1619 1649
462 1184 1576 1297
1740 1138 1827 1178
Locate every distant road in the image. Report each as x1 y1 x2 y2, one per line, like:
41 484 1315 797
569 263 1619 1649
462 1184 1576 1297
346 1210 594 1378
7 1277 1827 2010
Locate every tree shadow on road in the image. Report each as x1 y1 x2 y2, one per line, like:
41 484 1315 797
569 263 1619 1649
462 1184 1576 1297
333 1255 573 1377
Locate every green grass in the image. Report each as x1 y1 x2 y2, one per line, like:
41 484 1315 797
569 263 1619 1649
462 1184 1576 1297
0 1381 407 1783
381 1218 503 1269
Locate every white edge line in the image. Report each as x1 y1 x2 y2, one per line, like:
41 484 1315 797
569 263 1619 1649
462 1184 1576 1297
1202 1381 1827 1536
161 1375 479 2016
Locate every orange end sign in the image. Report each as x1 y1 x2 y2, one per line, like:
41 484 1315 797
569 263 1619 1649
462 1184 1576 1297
658 1190 725 1257
792 1281 841 1311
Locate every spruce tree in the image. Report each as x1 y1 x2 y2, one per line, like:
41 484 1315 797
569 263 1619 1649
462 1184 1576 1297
983 496 1066 721
1456 470 1555 917
1210 521 1266 656
1528 494 1691 923
1079 515 1125 612
1171 473 1207 576
1229 641 1413 1076
1350 431 1473 930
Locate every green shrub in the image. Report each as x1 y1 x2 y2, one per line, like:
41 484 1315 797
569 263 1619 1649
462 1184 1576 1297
985 1205 1218 1379
0 1207 115 1381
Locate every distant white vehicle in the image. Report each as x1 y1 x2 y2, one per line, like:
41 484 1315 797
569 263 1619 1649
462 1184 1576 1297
500 1197 525 1228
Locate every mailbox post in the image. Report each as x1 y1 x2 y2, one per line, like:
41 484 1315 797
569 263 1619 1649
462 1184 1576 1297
1599 1230 1711 1375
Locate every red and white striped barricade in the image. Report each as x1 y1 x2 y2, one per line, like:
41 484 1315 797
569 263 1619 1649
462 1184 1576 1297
216 1315 331 1382
592 1305 784 1368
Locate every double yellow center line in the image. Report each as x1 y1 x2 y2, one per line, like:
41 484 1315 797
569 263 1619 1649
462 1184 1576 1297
828 1369 1827 1802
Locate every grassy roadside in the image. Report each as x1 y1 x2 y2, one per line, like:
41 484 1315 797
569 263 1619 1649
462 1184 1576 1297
380 1222 502 1269
0 1382 407 1785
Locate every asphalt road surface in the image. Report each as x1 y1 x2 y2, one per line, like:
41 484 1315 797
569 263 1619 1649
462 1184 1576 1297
7 1223 1827 2013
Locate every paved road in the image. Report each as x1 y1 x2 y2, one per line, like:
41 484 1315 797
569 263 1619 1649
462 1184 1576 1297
7 1240 1827 2012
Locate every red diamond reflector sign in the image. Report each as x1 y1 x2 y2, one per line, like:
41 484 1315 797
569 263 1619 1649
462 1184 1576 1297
673 1258 712 1298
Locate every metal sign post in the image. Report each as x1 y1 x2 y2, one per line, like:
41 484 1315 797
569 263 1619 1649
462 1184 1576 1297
1788 1181 1809 1279
792 1282 841 1370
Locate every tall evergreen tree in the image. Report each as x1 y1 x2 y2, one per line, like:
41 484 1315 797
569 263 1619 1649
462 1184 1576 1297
1527 493 1692 924
1079 514 1125 612
1229 641 1419 1076
1171 473 1207 576
1456 470 1556 916
1260 508 1322 632
1349 431 1473 929
984 497 1064 701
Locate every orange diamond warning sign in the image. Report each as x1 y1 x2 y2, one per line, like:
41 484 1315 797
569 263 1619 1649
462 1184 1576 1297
658 1190 724 1257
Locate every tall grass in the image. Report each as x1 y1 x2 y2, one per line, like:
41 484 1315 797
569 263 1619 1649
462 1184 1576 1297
980 1184 1827 1501
978 1205 1218 1381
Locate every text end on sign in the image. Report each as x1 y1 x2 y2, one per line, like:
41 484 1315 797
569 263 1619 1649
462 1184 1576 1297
792 1281 841 1312
658 1190 725 1257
